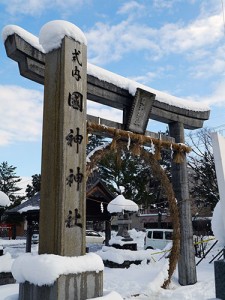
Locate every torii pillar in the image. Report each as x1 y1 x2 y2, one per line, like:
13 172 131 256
169 121 197 285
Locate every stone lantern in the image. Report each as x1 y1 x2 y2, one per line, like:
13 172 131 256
107 194 138 250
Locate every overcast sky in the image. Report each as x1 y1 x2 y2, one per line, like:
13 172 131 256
1 0 225 183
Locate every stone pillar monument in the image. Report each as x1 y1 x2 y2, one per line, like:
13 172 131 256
39 34 86 257
6 21 103 300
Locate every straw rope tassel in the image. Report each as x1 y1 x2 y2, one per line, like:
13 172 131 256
173 144 185 164
154 140 162 160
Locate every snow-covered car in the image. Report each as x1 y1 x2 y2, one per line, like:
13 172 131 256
31 233 39 244
86 230 105 244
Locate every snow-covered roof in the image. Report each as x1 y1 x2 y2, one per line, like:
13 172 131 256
2 21 209 113
6 192 40 214
107 194 138 213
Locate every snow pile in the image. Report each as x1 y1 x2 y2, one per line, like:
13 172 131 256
212 200 225 246
145 259 169 295
39 20 87 52
0 232 219 299
97 246 158 264
0 239 26 247
12 252 104 286
107 194 138 213
0 191 10 207
0 253 14 273
90 291 123 300
109 235 137 247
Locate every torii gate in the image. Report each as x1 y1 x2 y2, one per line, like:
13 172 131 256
3 20 209 294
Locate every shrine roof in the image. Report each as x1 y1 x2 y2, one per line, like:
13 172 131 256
6 193 40 214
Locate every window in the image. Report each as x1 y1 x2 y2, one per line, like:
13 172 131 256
165 231 173 240
153 231 163 239
147 231 152 238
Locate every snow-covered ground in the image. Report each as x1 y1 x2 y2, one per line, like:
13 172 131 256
0 229 222 299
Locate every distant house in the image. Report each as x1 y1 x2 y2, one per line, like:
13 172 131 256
3 177 115 238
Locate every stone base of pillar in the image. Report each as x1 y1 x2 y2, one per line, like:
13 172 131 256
0 272 16 285
18 271 103 300
215 260 225 300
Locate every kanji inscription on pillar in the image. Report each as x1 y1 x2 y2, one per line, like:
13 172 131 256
39 35 87 257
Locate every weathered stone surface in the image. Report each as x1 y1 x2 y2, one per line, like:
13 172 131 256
39 36 87 257
125 88 155 134
169 121 197 286
0 272 15 285
18 271 103 300
215 260 225 300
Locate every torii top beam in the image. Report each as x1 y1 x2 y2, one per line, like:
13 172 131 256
3 27 210 133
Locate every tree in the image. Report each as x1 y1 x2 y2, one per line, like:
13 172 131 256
187 128 219 210
25 174 41 198
87 134 106 155
0 161 23 204
96 142 171 209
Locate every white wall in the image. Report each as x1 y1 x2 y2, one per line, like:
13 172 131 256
211 132 225 233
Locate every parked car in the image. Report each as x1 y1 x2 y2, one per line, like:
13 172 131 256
86 230 105 244
31 231 104 244
144 228 173 250
32 233 39 244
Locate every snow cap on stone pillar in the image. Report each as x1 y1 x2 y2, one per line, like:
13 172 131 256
39 20 87 53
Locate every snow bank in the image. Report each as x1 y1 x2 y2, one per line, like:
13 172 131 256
90 291 123 300
97 246 154 265
109 236 137 247
212 201 225 246
12 252 104 286
107 194 138 213
145 259 169 295
0 253 14 272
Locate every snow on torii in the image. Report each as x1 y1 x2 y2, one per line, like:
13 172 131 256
2 20 210 132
